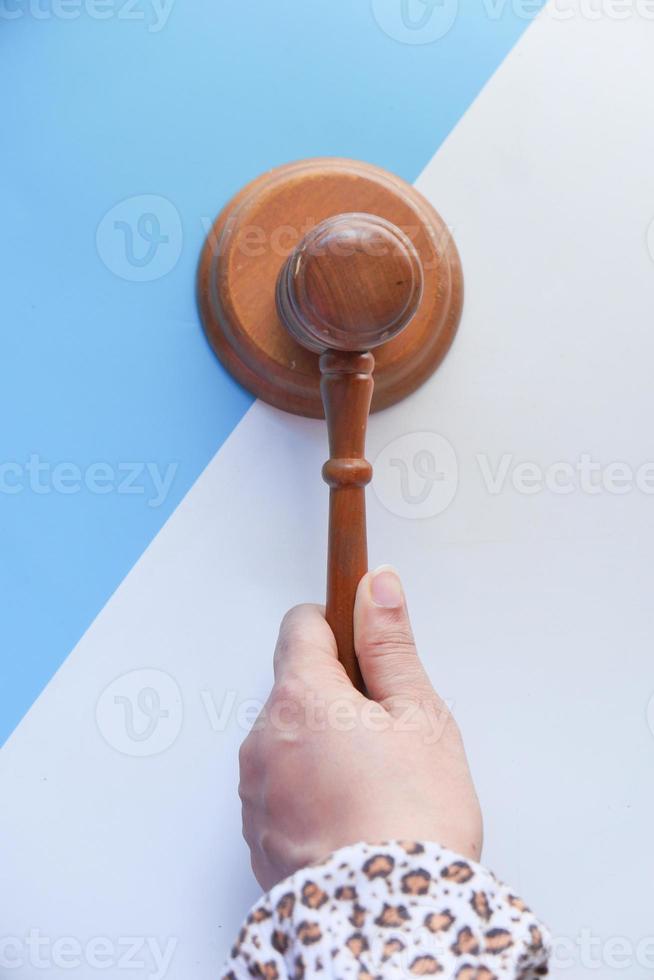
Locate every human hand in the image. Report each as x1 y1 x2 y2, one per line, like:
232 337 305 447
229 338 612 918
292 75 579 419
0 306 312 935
239 566 483 891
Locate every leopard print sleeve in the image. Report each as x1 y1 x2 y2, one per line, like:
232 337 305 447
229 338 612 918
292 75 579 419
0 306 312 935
221 840 550 979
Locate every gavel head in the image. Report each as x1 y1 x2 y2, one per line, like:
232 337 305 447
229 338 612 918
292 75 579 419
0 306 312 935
276 212 424 355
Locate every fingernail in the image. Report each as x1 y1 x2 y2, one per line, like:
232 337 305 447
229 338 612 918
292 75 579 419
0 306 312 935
370 565 403 609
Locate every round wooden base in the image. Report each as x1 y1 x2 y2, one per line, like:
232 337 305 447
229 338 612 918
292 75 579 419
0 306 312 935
197 158 463 419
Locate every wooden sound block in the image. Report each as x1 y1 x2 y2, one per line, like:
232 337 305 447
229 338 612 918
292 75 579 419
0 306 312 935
197 158 463 419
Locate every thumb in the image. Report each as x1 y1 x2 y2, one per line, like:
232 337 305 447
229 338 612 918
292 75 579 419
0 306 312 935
354 566 435 708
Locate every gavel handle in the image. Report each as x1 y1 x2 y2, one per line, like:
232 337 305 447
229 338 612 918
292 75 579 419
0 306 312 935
320 350 375 693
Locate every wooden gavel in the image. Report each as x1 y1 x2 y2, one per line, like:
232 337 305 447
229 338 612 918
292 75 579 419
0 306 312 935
197 159 462 691
275 213 423 689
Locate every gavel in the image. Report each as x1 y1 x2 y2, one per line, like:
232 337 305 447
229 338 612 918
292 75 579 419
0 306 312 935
275 212 423 689
198 159 462 691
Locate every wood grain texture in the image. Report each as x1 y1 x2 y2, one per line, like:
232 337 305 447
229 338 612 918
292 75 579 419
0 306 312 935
277 213 423 354
197 158 463 419
320 351 374 691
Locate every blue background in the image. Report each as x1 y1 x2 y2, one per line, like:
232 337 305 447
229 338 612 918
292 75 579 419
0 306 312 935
0 0 541 744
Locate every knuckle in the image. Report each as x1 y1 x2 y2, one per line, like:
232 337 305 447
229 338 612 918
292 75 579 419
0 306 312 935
270 676 305 708
364 628 416 658
261 685 305 744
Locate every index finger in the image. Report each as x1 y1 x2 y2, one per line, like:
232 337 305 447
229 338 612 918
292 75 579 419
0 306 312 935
273 603 351 692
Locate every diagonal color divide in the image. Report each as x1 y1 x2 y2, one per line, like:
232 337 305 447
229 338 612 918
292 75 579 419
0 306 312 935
2 6 654 968
0 0 544 744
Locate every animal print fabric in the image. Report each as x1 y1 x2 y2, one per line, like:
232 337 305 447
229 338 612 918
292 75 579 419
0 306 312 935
222 840 550 978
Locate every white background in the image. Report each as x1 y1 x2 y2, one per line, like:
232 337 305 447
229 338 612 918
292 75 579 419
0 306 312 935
2 6 654 978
